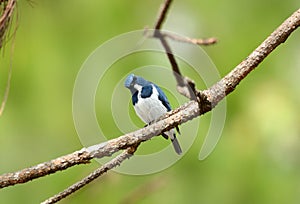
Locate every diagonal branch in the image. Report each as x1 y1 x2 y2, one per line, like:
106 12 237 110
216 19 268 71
154 0 173 30
153 0 185 87
0 149 93 188
152 0 205 100
0 101 198 188
0 7 299 190
152 0 217 101
41 147 136 204
203 8 300 107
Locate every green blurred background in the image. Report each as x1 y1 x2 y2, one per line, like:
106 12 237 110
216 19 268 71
1 0 300 203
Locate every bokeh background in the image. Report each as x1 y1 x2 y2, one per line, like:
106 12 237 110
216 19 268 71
1 0 300 203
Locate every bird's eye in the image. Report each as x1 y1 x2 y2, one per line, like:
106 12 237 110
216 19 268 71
131 76 137 86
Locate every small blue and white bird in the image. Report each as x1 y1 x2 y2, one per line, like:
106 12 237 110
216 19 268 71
124 74 182 155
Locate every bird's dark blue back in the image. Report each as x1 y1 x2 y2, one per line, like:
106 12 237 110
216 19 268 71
155 84 172 111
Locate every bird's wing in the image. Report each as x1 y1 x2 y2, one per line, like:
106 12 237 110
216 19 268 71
154 84 172 111
132 91 138 105
140 84 153 98
155 84 181 134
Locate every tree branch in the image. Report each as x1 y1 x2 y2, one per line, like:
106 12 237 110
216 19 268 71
0 149 92 188
203 8 300 107
41 147 136 204
0 101 198 188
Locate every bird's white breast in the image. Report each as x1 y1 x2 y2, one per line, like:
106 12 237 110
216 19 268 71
134 84 168 124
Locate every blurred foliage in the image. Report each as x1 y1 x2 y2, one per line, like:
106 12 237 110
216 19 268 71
0 0 300 203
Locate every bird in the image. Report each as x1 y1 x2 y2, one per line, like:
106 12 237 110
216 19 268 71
124 74 182 155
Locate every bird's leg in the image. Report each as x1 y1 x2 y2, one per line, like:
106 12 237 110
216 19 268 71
144 121 155 127
143 119 169 140
176 126 181 134
143 120 155 127
161 132 169 140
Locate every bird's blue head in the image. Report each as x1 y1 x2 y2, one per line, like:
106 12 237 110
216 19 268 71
124 74 135 89
124 74 150 93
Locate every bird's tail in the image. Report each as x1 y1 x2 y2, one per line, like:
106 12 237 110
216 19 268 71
171 136 182 155
166 129 182 155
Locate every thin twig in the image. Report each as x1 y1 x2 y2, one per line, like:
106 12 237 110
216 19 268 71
154 0 173 30
153 0 182 80
157 33 184 85
0 39 12 116
0 0 17 116
152 0 216 101
41 147 136 204
162 32 217 45
153 0 197 99
0 0 16 48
